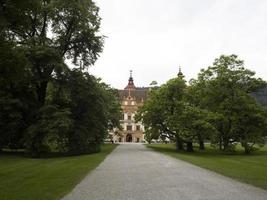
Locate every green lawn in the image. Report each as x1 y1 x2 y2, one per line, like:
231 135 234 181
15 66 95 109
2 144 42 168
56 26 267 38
0 144 118 200
147 143 267 190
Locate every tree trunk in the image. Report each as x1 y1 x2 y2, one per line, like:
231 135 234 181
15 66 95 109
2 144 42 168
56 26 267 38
186 141 194 152
197 134 205 150
29 136 43 158
199 141 205 150
243 142 251 154
223 138 229 151
36 81 48 107
244 147 250 154
175 138 184 151
219 137 222 150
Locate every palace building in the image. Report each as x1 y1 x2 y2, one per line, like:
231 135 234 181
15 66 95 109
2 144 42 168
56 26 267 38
111 68 184 143
109 67 266 143
112 71 149 143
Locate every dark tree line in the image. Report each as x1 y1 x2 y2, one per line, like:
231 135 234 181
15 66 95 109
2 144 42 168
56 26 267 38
0 0 121 157
136 55 267 154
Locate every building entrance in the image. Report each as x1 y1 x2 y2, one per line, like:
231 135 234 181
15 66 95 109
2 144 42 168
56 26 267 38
126 134 132 142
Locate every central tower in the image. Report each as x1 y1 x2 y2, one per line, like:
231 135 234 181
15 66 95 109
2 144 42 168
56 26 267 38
112 71 149 143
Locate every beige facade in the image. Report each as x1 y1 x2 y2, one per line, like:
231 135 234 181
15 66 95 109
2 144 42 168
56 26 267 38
110 68 184 143
112 72 149 143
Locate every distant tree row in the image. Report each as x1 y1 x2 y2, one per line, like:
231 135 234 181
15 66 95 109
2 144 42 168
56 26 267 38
136 55 267 154
0 0 121 157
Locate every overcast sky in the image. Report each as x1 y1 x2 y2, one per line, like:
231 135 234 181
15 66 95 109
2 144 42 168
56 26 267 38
90 0 267 89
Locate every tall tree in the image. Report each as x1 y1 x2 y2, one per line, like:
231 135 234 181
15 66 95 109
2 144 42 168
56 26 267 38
1 0 104 107
136 78 187 150
0 34 35 150
0 0 118 156
25 69 122 156
137 77 214 151
191 55 267 152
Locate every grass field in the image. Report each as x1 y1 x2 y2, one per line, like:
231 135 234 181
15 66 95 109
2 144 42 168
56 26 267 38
147 143 267 190
0 144 118 200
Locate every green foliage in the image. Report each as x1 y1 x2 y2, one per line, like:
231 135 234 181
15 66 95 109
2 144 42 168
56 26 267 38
23 69 121 156
1 0 104 113
137 77 214 151
63 70 117 155
1 0 103 67
136 78 186 143
143 127 160 144
191 54 267 153
231 95 267 153
0 0 121 156
138 55 267 153
25 105 73 156
0 97 24 149
0 36 35 150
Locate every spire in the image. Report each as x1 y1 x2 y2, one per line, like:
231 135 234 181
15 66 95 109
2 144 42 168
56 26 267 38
129 70 133 82
124 70 136 90
177 66 184 78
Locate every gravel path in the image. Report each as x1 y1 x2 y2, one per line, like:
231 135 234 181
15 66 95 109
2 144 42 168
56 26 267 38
62 143 267 200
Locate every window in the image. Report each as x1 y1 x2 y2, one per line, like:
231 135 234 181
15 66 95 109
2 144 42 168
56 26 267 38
127 125 132 131
124 101 128 105
136 125 140 131
131 101 135 105
121 114 124 120
128 114 131 120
